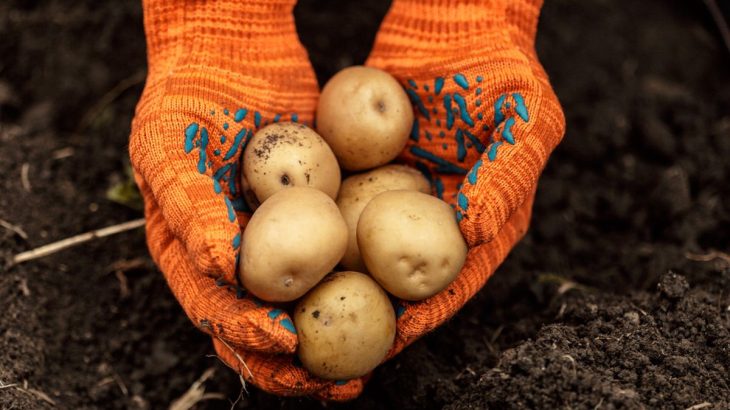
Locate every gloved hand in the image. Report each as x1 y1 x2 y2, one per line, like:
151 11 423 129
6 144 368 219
363 0 566 358
129 0 362 399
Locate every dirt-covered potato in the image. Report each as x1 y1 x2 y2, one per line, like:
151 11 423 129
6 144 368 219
357 190 467 301
241 122 340 209
337 164 431 271
316 66 413 171
294 271 396 380
239 187 348 302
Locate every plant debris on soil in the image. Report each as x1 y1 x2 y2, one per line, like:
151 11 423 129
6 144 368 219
1 0 729 409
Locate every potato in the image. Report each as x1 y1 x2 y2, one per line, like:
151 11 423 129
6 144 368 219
316 66 413 171
294 271 396 380
239 187 348 302
241 122 340 209
337 165 431 272
357 190 467 301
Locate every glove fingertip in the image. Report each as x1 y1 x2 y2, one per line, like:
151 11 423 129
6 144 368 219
313 378 365 401
390 192 535 354
132 116 244 283
455 87 562 247
244 308 298 354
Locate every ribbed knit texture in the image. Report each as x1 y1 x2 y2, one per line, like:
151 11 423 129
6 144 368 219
365 0 565 356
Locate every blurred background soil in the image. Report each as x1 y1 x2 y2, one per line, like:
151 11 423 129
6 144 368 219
1 0 729 408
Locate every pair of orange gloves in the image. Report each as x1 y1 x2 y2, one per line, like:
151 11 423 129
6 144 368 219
129 0 564 400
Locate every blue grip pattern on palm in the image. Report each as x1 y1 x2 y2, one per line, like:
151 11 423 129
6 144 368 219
402 73 530 221
183 108 306 335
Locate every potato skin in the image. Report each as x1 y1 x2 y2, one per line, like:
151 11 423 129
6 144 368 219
294 271 396 380
239 187 348 302
357 190 467 301
241 122 340 209
316 66 413 171
337 165 431 272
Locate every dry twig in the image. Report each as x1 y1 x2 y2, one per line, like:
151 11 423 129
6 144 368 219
230 376 246 410
115 270 131 298
3 380 57 406
51 147 75 160
561 354 577 378
685 249 730 266
169 368 226 410
537 273 589 295
18 277 30 296
0 380 17 390
207 338 254 404
0 218 28 239
703 0 730 54
10 218 145 266
22 388 56 406
20 163 31 192
107 257 148 273
214 337 255 386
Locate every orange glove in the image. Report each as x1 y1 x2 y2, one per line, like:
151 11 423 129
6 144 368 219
129 0 362 398
129 0 564 401
362 0 565 359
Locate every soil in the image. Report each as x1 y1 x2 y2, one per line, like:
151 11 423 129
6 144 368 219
1 0 729 409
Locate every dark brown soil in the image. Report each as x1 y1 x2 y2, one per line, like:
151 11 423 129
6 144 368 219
1 0 729 409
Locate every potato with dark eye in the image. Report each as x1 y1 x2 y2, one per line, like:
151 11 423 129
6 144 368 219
316 66 413 171
239 187 348 302
357 190 467 301
241 122 340 209
294 271 396 380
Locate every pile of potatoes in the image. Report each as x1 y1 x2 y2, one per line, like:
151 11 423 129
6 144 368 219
238 66 467 380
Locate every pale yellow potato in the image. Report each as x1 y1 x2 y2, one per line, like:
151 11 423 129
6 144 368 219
239 187 348 302
357 190 467 301
294 271 396 380
337 165 431 272
242 122 340 209
316 66 413 171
